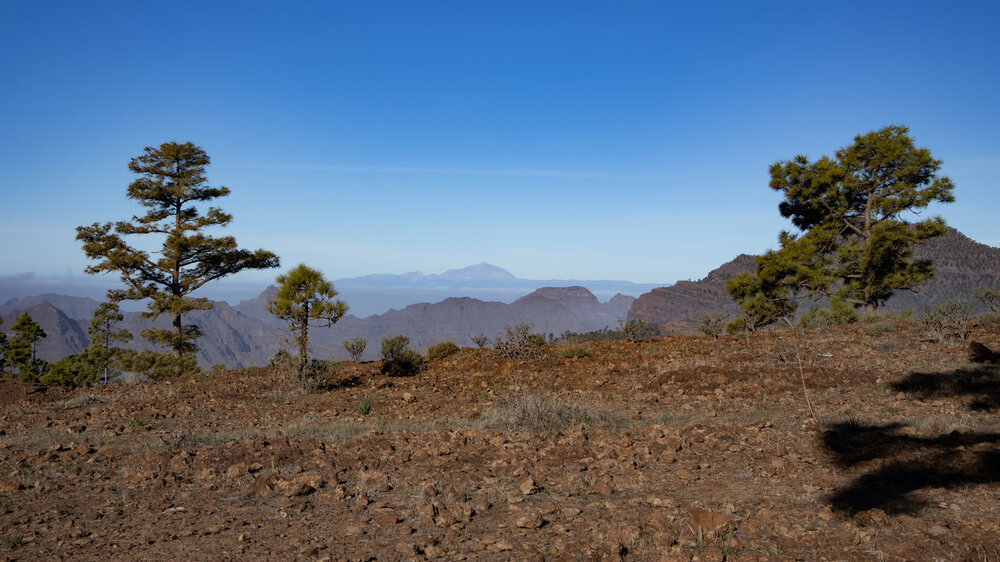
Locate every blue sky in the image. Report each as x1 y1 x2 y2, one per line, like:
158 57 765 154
1 1 997 300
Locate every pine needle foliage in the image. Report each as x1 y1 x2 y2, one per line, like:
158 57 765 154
730 126 955 325
267 264 348 385
76 142 279 375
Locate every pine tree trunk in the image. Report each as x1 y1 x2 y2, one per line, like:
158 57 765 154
297 305 309 383
172 311 183 377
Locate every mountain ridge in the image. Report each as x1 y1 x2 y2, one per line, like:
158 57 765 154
628 228 1000 333
2 286 633 368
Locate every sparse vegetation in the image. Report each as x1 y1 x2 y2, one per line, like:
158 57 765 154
698 312 728 340
2 322 998 559
470 334 490 349
920 299 974 342
426 341 460 361
797 300 859 329
343 336 368 362
977 288 1000 313
4 536 23 550
379 335 422 376
480 391 594 431
558 346 591 359
358 397 372 416
490 324 544 359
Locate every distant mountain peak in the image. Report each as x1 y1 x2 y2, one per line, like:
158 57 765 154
436 262 516 281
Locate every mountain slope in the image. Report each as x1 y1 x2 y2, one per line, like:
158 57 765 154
628 228 1000 332
1 302 90 361
627 255 755 333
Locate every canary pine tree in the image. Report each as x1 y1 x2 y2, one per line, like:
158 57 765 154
267 264 348 385
730 126 955 324
77 142 279 375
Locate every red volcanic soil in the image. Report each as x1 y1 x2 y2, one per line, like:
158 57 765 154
2 320 999 560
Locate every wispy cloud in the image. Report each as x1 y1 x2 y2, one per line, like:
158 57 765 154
244 162 669 181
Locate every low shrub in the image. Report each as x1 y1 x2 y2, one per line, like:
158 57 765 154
123 350 199 381
865 323 896 337
380 335 422 376
480 391 596 431
470 334 490 349
921 300 974 342
358 398 372 416
798 300 858 328
559 346 591 359
269 349 293 368
343 336 368 362
977 287 1000 313
299 359 342 392
618 318 662 342
698 312 728 340
426 341 460 361
491 324 544 359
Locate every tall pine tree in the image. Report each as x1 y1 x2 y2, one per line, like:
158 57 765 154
77 142 279 375
729 126 954 324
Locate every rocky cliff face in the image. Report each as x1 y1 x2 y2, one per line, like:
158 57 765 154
1 301 90 362
627 255 755 333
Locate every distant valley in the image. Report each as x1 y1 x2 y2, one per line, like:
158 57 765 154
0 263 649 368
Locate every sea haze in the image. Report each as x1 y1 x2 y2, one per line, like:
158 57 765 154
1 263 668 318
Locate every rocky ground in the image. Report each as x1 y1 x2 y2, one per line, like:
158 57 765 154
2 319 999 561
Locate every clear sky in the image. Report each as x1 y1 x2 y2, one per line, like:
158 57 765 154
1 1 997 298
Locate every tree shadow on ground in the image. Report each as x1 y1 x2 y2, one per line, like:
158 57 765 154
820 364 1000 515
891 368 1000 411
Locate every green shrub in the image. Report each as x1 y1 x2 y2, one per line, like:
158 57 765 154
559 347 591 359
726 317 749 335
380 335 410 361
380 335 422 376
124 350 198 381
427 341 460 361
40 351 100 388
558 326 616 343
358 398 371 416
269 349 293 368
343 336 368 362
865 323 896 337
798 300 858 328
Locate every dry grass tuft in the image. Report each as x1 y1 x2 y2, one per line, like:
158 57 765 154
479 391 595 431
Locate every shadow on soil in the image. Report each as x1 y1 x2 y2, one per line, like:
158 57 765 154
328 374 363 390
821 365 1000 515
